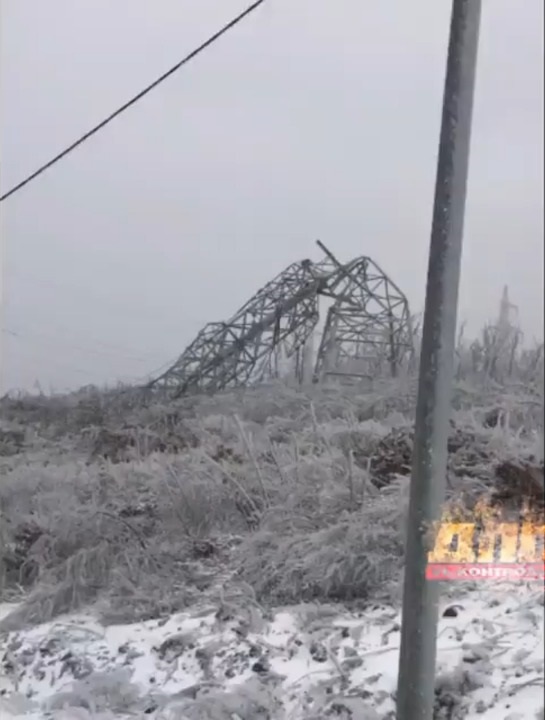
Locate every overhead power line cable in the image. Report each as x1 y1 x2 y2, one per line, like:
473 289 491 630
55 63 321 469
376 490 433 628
0 0 266 202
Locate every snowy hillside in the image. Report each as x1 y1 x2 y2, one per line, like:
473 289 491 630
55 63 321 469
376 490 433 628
1 582 543 719
0 379 543 718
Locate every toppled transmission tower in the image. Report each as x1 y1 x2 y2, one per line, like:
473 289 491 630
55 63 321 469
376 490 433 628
148 241 413 397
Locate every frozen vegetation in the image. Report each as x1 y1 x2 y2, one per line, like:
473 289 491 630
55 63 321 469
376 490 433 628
0 324 543 718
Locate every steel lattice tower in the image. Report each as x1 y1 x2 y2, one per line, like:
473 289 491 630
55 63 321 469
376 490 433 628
147 241 413 397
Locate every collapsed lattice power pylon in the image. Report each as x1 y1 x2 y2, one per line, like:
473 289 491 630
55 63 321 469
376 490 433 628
147 241 413 398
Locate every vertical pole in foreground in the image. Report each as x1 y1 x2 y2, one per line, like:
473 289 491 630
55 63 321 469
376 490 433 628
396 2 481 719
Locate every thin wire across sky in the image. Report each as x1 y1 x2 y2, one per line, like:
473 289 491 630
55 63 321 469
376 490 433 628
0 0 266 202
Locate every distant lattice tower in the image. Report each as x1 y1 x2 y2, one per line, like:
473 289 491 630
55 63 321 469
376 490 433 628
312 244 413 382
147 241 413 397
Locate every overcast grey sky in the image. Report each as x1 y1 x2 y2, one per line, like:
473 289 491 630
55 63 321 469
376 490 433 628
1 0 543 392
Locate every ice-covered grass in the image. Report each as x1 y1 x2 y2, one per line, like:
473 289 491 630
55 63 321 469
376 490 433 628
1 380 542 629
0 377 543 717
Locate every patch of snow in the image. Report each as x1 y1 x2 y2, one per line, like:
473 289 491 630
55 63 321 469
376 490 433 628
0 583 543 719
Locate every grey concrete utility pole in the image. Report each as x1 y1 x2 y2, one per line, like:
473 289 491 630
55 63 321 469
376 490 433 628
396 1 482 719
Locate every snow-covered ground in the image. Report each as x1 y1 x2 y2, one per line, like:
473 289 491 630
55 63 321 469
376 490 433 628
1 583 543 719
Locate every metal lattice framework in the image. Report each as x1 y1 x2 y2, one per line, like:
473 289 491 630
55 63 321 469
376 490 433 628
148 241 413 397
